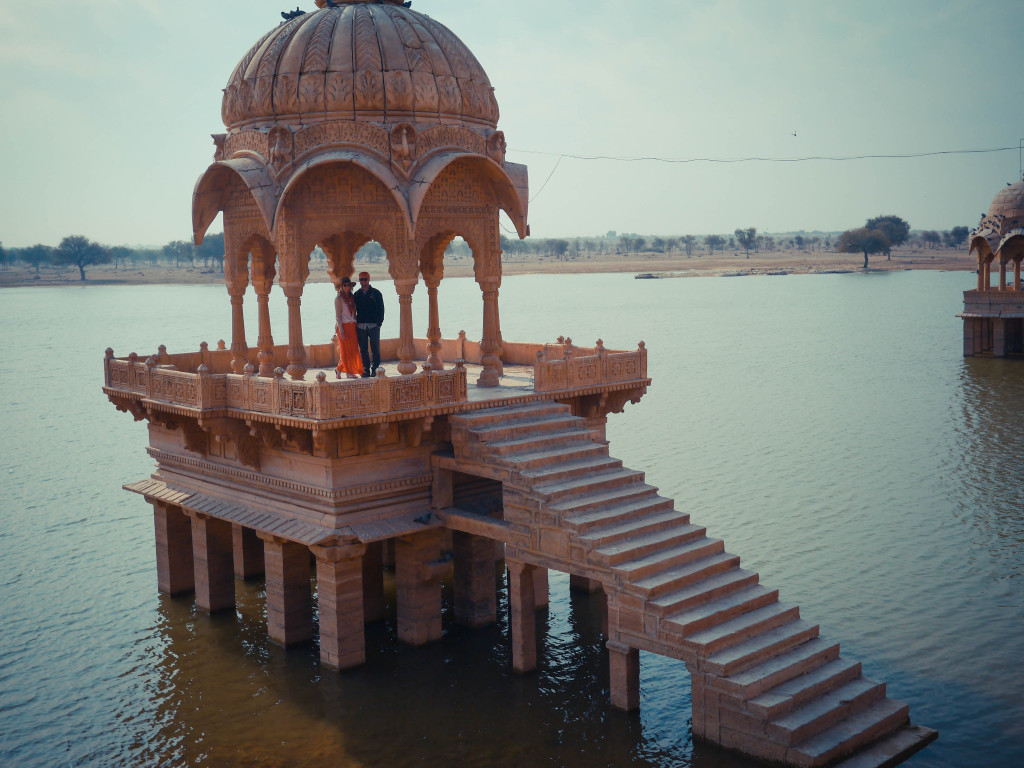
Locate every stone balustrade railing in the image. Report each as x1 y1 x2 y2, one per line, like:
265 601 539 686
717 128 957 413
532 337 648 394
964 289 1024 300
103 348 468 421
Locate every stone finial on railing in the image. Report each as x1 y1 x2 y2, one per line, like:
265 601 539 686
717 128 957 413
274 367 286 379
198 364 210 374
455 358 466 369
217 340 226 351
422 362 432 373
106 348 114 359
129 352 139 363
315 371 327 382
243 362 256 375
145 356 158 368
596 339 606 356
376 368 387 377
638 341 646 350
557 336 565 344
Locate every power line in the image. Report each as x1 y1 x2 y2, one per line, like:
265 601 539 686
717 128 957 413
512 145 1017 165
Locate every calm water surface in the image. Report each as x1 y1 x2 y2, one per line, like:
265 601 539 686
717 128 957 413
1 270 1021 767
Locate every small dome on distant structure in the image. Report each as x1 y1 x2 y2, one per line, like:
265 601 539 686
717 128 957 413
986 179 1024 227
222 0 499 131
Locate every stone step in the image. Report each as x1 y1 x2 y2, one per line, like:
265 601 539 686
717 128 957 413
702 619 821 677
615 537 727 583
469 414 585 444
575 508 690 548
831 725 938 768
561 494 675 532
687 602 800 655
664 584 780 636
534 467 646 501
788 698 910 768
647 568 760 617
452 401 570 429
594 523 708 566
719 637 841 700
500 441 608 469
631 551 741 598
748 657 863 720
769 677 887 746
485 428 597 457
518 455 624 486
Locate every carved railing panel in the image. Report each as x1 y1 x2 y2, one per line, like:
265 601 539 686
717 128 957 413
533 340 648 394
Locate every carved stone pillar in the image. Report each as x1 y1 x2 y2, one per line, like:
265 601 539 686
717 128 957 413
533 566 549 609
977 255 985 291
281 283 307 380
261 536 313 646
507 558 537 673
362 540 385 623
478 280 501 387
191 514 235 613
425 279 443 371
452 531 497 627
395 278 418 375
253 277 275 376
312 542 366 670
1015 258 1021 291
999 254 1008 290
229 292 248 373
395 529 444 645
152 502 194 596
232 524 264 580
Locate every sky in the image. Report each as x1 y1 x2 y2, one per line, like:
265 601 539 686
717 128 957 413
1 0 1022 248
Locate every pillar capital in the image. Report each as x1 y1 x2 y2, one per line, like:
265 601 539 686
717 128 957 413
394 277 418 294
310 541 367 563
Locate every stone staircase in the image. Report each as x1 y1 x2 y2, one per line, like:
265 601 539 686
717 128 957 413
449 401 936 768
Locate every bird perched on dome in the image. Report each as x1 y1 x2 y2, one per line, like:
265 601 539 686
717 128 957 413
281 7 305 20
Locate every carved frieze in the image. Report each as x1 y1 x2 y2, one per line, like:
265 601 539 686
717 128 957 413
224 130 269 160
416 125 486 157
294 121 390 159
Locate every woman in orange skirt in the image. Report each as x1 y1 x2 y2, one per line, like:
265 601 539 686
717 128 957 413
334 277 363 378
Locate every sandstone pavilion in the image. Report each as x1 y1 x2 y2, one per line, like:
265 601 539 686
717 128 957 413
962 177 1024 356
103 2 936 765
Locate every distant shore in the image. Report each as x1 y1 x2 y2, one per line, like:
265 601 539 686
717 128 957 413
0 247 975 288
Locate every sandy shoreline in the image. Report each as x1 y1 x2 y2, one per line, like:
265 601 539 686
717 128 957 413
0 248 975 288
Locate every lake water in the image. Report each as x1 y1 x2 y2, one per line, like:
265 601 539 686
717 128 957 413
1 270 1021 768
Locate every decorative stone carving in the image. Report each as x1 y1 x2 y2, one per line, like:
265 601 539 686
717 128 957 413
486 131 506 166
212 133 227 161
390 123 417 173
268 126 294 172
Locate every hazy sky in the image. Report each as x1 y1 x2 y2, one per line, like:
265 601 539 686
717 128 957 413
1 0 1022 248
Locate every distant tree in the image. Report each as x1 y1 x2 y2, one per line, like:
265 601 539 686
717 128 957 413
838 227 890 269
0 241 6 271
107 245 133 270
617 235 631 255
663 236 678 253
864 215 909 259
734 227 757 258
651 236 666 253
55 235 110 280
18 244 52 273
550 239 569 259
196 232 226 268
794 235 805 251
705 235 726 255
921 230 942 249
681 235 697 257
763 235 775 252
945 226 969 250
162 240 192 268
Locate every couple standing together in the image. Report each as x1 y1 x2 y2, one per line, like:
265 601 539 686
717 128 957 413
334 271 385 379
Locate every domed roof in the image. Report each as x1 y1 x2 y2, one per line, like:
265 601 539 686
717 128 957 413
987 178 1024 226
222 0 499 131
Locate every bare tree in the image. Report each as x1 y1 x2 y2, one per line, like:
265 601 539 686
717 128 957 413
55 235 110 281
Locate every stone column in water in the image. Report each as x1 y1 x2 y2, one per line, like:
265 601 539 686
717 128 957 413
312 542 366 670
361 541 385 623
395 529 445 645
261 536 313 645
452 531 498 627
191 513 235 613
232 524 264 579
507 559 537 673
152 501 194 596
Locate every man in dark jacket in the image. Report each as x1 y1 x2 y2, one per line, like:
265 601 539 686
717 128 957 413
353 271 385 377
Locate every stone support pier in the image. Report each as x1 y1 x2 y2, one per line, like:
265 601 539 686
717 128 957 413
312 542 366 670
452 531 498 627
533 567 549 609
395 529 444 645
152 502 194 596
994 318 1007 357
232 524 264 579
191 513 235 613
261 536 313 646
425 278 443 371
607 640 640 711
570 574 603 594
507 559 538 673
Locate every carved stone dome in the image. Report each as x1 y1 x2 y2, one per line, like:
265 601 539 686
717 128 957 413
986 179 1024 227
222 0 499 132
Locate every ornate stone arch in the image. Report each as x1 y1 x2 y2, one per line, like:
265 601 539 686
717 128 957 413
192 158 277 245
